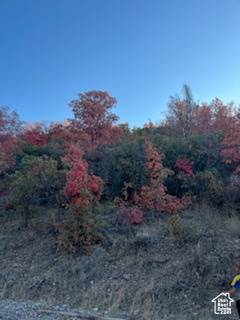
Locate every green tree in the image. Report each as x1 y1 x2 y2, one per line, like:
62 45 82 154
9 155 65 226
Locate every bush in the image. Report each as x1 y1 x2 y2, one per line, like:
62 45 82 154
194 170 224 206
8 155 65 225
133 141 191 214
57 206 102 254
119 204 144 225
87 138 148 200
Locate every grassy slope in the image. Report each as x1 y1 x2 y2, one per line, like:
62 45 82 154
0 205 240 320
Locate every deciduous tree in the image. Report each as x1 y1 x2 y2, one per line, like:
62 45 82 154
70 91 122 150
0 106 20 173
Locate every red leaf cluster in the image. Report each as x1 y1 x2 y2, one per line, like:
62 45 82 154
119 203 144 225
175 158 193 176
134 141 191 213
63 145 102 207
22 124 48 147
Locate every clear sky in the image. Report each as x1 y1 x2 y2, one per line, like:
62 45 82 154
0 0 240 127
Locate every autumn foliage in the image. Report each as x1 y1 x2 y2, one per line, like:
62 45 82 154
70 91 123 151
63 145 102 207
2 85 240 252
21 124 49 147
175 158 193 176
119 204 144 225
134 141 191 214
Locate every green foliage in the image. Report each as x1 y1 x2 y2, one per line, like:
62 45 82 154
87 137 148 200
8 155 65 225
17 141 65 164
194 170 224 206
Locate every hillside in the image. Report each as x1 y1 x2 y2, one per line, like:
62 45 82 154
1 205 239 320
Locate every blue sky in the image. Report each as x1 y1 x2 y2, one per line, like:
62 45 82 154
0 0 240 127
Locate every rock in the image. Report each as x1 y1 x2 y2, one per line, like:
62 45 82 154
123 273 131 281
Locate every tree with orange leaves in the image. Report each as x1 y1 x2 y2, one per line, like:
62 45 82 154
70 91 122 151
134 141 191 214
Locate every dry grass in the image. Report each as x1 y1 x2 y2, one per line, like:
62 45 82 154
0 204 240 319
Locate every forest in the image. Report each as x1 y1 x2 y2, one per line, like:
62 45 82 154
0 85 240 253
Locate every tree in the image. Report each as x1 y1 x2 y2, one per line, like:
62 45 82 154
8 155 65 226
63 145 102 207
59 145 103 253
21 123 48 147
221 116 240 166
134 141 191 213
70 91 122 150
0 106 21 173
86 138 148 199
167 84 197 137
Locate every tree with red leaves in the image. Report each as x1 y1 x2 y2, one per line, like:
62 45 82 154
21 124 48 147
59 145 103 253
134 141 191 213
166 85 236 137
49 121 90 151
70 91 122 150
63 145 102 207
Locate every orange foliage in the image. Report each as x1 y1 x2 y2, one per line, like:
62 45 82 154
221 118 240 164
134 141 191 213
70 91 123 151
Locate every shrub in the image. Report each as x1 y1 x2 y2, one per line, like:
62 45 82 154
119 203 144 225
63 145 102 206
58 145 103 253
194 170 224 205
134 141 191 214
8 155 65 225
168 214 182 237
57 207 102 254
87 137 148 200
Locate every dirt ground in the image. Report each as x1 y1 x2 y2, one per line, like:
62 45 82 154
0 205 240 320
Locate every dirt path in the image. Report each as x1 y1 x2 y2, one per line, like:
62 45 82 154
0 300 129 320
